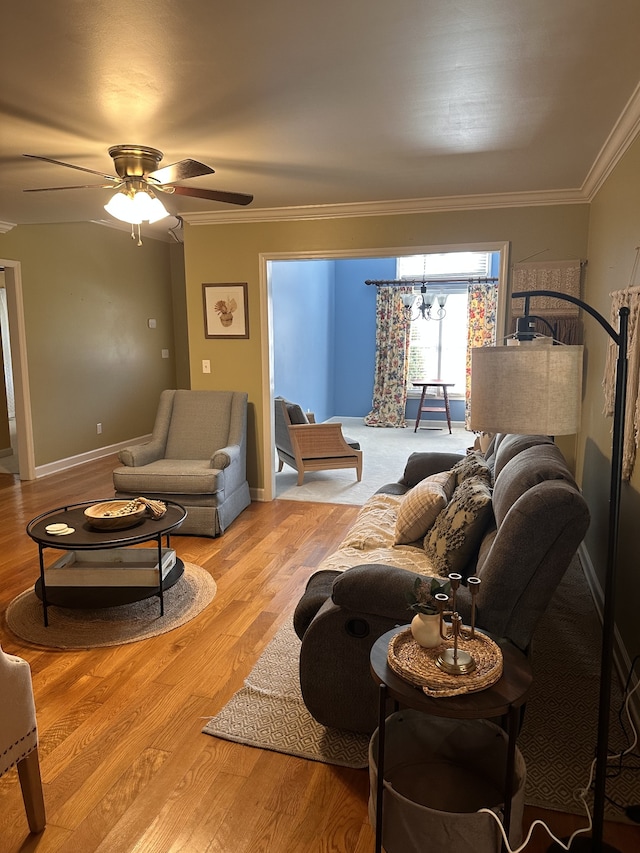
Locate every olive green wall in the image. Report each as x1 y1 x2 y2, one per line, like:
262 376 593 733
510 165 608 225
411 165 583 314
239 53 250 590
0 222 180 467
581 135 640 663
183 204 590 490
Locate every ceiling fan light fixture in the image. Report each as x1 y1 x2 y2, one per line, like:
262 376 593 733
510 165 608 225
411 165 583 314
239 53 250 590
104 187 169 224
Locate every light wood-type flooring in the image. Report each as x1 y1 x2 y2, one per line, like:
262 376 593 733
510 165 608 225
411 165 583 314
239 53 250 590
0 455 638 852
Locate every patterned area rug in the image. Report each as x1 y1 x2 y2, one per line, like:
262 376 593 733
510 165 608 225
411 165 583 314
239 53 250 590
518 558 639 822
5 563 216 648
204 557 640 820
203 619 370 768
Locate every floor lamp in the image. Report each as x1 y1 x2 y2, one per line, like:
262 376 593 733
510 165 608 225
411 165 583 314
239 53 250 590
470 289 629 853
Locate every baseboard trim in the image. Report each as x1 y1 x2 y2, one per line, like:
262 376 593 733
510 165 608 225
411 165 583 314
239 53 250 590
35 435 152 479
578 542 640 731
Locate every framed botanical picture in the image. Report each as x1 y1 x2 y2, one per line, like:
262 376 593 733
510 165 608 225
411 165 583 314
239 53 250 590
203 282 249 339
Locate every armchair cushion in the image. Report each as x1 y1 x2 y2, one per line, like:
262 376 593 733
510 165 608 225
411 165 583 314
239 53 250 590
286 402 309 425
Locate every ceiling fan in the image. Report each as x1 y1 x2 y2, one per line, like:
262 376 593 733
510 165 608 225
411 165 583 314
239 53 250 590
23 144 253 242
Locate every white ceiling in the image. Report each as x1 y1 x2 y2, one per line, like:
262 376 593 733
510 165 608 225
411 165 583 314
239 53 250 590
2 1 640 241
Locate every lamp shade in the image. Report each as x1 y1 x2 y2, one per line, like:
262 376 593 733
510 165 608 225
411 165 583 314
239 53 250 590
470 343 583 435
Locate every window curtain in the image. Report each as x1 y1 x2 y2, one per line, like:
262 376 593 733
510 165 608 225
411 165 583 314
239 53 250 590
365 286 413 427
604 286 640 481
465 283 498 428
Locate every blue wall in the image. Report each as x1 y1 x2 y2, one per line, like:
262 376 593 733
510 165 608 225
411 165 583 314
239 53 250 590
272 259 335 422
272 253 499 423
272 256 393 421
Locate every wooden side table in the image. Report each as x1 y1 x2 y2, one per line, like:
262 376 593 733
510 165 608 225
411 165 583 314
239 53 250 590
369 626 533 853
412 381 455 433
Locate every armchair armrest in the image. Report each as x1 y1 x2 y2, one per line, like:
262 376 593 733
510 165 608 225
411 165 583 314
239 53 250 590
211 444 236 469
118 440 165 467
288 422 358 458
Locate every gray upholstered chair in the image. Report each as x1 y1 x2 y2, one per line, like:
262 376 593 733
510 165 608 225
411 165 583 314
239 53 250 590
275 396 363 486
113 389 251 537
0 644 46 833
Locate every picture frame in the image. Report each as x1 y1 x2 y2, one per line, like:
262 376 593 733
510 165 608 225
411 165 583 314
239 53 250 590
202 283 249 339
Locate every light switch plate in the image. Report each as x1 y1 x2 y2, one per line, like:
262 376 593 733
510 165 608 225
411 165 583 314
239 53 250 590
202 359 211 373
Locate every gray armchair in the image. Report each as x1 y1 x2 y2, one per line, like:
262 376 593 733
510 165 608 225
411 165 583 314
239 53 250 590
113 389 251 537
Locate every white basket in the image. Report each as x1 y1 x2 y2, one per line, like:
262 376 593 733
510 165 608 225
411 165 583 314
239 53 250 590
46 548 176 587
369 711 526 853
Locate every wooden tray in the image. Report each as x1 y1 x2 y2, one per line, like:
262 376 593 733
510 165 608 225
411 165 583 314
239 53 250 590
387 627 503 697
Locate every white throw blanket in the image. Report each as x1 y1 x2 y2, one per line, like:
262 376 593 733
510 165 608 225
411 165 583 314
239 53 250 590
317 493 437 575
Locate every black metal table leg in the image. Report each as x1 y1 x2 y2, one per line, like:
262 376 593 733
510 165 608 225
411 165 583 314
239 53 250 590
375 682 387 853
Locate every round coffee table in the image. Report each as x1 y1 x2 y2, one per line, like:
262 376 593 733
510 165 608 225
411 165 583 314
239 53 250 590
26 499 187 626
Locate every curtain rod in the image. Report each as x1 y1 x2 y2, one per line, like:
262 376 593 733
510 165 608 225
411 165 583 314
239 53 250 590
365 277 499 286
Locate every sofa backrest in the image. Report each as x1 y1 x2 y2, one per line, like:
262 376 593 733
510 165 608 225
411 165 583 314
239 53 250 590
473 436 590 649
490 433 555 479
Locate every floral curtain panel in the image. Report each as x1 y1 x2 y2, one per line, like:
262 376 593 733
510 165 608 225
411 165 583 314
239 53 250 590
364 286 413 427
465 283 497 427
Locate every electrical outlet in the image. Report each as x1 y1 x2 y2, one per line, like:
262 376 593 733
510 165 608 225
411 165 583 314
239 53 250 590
161 349 169 359
96 423 102 435
202 359 211 374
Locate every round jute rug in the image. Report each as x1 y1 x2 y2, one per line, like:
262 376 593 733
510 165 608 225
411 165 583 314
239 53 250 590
5 563 217 649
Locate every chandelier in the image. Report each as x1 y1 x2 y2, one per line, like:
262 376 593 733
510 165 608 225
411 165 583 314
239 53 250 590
402 285 448 321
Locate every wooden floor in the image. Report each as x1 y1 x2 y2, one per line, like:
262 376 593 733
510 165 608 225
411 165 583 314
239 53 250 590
0 456 638 852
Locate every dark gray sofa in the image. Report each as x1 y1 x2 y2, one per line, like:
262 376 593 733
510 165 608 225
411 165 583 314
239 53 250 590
293 433 591 734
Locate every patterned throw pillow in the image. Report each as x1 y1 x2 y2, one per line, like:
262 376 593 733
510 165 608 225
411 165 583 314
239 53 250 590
394 470 457 544
451 451 492 486
423 476 494 576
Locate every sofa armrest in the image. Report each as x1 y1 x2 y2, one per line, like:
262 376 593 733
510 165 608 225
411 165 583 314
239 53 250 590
399 451 466 487
332 563 424 622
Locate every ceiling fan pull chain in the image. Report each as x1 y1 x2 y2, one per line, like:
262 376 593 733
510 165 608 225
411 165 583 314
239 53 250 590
129 222 143 246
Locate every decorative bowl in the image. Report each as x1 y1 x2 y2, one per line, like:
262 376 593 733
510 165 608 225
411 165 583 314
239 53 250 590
84 500 147 530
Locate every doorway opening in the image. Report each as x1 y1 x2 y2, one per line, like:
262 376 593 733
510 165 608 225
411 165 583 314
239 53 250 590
260 241 509 501
0 259 36 480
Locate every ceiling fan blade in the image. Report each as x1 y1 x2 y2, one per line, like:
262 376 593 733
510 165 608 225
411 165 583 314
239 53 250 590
24 184 118 192
147 158 214 185
23 153 118 182
171 184 253 206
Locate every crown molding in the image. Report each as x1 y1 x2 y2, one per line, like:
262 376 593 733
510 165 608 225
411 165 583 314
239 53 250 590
582 81 640 200
178 87 640 228
0 221 17 234
181 187 589 226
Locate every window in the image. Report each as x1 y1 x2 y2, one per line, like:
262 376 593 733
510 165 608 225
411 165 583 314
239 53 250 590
398 252 492 396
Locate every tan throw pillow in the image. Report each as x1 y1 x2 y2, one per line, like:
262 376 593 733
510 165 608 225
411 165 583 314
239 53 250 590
394 471 456 544
451 451 492 486
423 476 494 576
